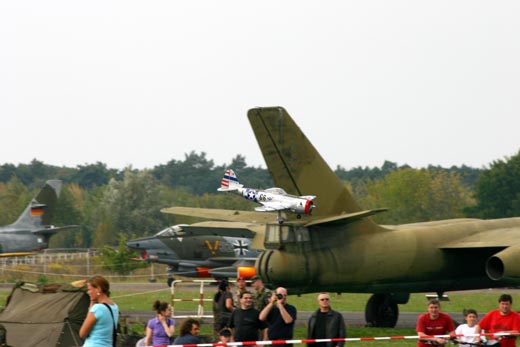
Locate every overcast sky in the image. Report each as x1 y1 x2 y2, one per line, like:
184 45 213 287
1 1 519 172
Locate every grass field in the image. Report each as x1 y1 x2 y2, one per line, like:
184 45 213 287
109 287 511 314
0 285 509 314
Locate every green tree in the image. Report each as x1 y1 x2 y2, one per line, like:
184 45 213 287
11 159 61 187
70 162 121 189
80 185 107 247
49 184 86 248
0 163 17 183
90 169 167 245
360 168 473 224
153 151 219 195
336 161 412 186
98 235 148 276
0 176 30 225
468 150 520 218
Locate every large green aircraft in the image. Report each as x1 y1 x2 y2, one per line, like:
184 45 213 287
163 106 520 327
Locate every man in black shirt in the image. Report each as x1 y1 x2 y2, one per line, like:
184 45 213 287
229 291 266 343
307 292 346 347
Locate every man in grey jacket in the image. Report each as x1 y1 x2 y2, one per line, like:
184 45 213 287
307 293 346 347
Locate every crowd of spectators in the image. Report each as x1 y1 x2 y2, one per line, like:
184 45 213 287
134 279 520 347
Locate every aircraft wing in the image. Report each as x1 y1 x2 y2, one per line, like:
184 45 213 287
209 256 258 262
303 208 389 227
161 206 277 223
439 227 520 249
33 225 80 236
255 202 289 212
181 221 262 238
0 252 35 258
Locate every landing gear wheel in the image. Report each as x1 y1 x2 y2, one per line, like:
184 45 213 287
365 293 398 328
167 277 175 287
296 214 301 219
277 211 285 224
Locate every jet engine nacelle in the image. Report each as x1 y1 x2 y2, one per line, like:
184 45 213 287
291 199 315 215
486 245 520 281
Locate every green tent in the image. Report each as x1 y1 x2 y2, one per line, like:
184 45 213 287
0 282 89 347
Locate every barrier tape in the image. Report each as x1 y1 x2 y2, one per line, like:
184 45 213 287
141 332 518 347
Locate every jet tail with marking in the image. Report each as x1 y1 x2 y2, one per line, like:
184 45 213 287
9 180 63 230
0 180 79 254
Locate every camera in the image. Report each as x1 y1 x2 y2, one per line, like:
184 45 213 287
276 293 284 300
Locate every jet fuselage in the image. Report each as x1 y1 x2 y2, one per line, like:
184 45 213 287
256 217 520 294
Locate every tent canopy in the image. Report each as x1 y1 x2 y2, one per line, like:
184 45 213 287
0 281 89 347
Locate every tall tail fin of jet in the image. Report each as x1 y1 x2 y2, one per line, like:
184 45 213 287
247 107 362 217
9 179 63 230
217 169 243 191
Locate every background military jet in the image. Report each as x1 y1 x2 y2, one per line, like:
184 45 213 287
0 179 78 257
164 106 520 328
126 221 263 285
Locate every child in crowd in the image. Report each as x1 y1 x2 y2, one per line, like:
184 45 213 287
218 328 232 344
455 309 485 347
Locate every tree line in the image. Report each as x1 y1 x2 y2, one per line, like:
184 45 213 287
1 150 519 249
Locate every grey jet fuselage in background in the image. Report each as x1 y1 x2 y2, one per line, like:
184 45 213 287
0 179 78 257
126 222 262 283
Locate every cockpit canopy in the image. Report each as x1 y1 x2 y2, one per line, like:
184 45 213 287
264 223 310 249
155 224 187 237
264 187 288 195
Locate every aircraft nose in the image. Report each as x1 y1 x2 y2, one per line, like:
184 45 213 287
126 240 142 250
305 199 315 215
256 249 313 286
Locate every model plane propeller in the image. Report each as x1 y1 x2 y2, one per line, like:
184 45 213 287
217 169 316 224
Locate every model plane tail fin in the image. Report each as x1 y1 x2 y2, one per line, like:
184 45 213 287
217 169 243 191
248 107 365 217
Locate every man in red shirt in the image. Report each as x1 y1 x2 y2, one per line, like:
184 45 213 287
416 299 455 347
475 294 520 347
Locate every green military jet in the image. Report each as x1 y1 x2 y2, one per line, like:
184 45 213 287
126 221 264 284
163 107 520 327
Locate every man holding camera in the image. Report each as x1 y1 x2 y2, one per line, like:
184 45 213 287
259 287 297 347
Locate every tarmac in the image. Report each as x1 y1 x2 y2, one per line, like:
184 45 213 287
121 309 461 329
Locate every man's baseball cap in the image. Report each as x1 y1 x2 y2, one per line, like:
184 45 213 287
250 275 261 281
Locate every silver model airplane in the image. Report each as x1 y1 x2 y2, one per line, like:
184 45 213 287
0 179 78 257
218 169 316 223
126 222 263 284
